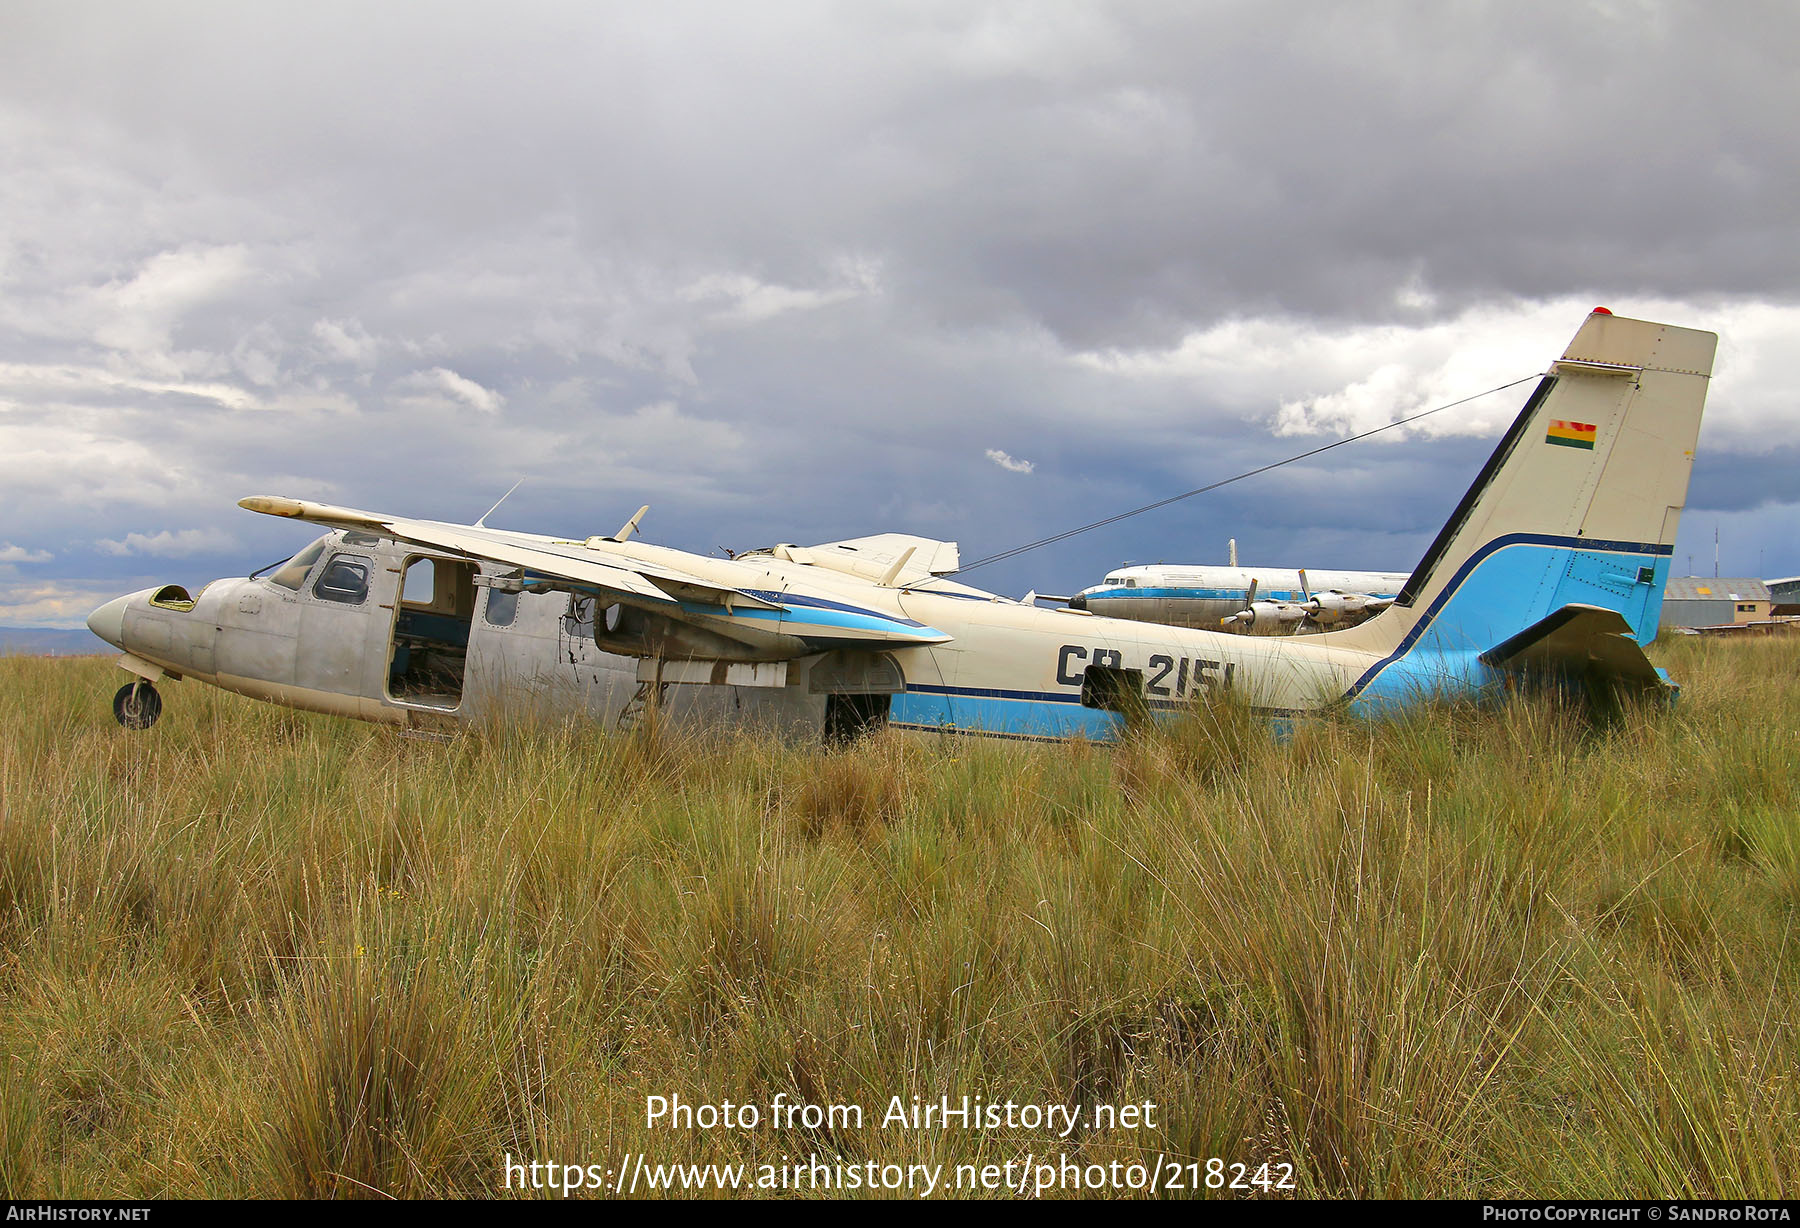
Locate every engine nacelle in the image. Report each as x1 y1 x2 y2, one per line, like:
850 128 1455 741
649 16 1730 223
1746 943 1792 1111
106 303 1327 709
576 597 807 662
1305 590 1393 625
1222 600 1309 632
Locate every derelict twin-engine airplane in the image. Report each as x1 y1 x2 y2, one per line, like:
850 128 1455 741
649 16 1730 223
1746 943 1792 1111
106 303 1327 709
87 310 1715 743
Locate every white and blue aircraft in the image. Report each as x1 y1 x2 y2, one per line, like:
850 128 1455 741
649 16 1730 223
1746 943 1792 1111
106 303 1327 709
1071 562 1411 633
88 310 1713 742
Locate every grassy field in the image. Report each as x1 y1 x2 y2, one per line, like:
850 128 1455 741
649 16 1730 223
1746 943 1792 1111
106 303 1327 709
1 640 1796 1199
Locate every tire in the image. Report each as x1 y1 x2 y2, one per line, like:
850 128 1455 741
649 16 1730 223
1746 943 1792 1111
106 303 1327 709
112 681 163 730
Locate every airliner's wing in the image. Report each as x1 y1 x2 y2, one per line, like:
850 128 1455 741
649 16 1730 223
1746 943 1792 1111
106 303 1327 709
1479 603 1668 692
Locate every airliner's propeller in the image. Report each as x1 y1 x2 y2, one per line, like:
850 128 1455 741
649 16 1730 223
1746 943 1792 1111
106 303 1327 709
1224 570 1393 633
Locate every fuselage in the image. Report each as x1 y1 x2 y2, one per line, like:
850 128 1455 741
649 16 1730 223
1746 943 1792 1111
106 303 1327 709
516 532 1470 738
84 532 830 737
1071 563 1411 631
86 527 1429 743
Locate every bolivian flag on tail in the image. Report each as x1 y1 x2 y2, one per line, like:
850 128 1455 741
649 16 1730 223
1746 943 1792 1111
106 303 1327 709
1546 419 1598 450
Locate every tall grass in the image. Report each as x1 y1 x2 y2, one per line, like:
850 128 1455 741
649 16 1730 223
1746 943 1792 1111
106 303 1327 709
0 638 1795 1197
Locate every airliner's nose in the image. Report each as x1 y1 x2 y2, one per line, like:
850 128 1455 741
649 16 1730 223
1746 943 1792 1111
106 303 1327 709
87 595 129 649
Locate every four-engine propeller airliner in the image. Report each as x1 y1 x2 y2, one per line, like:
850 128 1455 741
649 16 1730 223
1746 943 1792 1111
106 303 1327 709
1071 563 1410 633
87 310 1715 742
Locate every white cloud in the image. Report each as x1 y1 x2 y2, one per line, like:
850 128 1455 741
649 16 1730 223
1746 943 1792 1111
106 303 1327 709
1071 296 1800 451
87 244 259 368
96 528 236 557
312 317 381 366
0 543 51 563
0 423 189 506
395 366 505 414
683 257 882 325
0 361 355 415
986 448 1035 474
0 579 135 629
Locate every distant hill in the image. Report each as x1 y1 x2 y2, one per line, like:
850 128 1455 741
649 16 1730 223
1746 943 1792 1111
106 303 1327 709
0 627 111 657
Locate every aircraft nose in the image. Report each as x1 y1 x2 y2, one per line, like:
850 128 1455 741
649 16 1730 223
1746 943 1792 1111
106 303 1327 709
87 594 130 649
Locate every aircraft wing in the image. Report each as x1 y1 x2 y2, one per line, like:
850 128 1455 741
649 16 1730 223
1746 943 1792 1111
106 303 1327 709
237 496 783 612
238 496 954 661
1479 603 1668 692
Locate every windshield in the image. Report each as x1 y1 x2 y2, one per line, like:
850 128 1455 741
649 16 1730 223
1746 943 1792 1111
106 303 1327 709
266 536 329 591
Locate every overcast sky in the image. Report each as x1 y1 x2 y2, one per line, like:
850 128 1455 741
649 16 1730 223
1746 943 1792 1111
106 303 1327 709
4 0 1798 628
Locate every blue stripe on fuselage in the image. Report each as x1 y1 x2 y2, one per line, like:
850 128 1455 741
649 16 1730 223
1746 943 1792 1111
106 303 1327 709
1084 586 1392 603
1072 586 1396 601
891 687 1123 740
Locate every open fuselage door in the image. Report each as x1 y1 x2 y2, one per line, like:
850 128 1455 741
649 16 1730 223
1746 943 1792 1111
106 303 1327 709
387 553 480 712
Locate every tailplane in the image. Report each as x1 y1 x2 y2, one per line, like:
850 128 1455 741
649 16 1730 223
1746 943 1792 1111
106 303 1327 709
1479 603 1667 697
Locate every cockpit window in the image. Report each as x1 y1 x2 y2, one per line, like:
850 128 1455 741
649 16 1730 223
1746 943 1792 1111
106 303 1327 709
313 555 370 605
267 537 329 591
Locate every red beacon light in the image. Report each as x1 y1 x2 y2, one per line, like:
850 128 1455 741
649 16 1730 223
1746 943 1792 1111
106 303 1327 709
1591 306 1613 315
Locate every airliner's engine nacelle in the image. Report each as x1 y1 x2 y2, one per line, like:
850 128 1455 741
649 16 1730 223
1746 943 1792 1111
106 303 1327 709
1305 591 1394 625
1222 600 1309 631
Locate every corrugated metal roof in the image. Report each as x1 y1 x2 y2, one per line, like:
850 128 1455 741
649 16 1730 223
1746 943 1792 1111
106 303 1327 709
1664 577 1772 602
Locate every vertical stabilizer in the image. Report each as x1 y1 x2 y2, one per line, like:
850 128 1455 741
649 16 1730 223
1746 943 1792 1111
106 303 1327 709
1337 311 1716 702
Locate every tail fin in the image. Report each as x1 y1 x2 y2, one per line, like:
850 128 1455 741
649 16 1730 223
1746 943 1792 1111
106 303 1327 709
1340 310 1716 697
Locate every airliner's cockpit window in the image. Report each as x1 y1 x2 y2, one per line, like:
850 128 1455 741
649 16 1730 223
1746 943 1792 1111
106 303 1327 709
267 537 329 591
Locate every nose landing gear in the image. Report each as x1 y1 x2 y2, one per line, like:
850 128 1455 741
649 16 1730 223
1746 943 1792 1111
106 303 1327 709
112 680 163 730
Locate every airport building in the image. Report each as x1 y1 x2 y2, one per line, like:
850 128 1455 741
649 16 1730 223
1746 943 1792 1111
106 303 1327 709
1768 576 1800 616
1659 577 1774 630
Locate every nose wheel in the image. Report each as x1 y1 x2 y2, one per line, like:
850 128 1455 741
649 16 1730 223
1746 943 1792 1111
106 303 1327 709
112 680 163 730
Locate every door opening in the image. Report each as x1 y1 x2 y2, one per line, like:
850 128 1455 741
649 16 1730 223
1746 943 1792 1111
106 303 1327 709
824 693 891 744
388 555 477 710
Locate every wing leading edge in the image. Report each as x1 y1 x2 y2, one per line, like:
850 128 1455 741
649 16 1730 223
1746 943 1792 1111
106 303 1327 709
239 495 773 609
237 495 952 657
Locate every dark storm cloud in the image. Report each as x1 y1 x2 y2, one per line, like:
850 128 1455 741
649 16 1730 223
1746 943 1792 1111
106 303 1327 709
1 1 1796 624
9 2 1798 340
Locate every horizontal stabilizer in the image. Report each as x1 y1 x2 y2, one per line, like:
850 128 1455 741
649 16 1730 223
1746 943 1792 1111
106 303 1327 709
804 533 961 583
1479 603 1666 692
